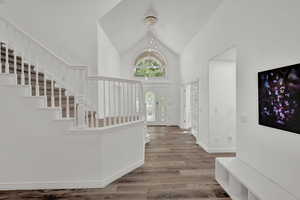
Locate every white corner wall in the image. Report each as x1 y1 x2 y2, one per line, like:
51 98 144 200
181 0 300 198
0 0 121 74
97 24 121 77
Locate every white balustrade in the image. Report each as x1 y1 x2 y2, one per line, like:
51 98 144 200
87 76 144 128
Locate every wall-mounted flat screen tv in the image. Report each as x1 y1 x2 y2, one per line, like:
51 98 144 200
258 64 300 134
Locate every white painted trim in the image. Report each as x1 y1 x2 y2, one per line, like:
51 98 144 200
0 160 144 190
101 160 144 188
197 139 209 152
197 140 236 153
207 147 236 153
69 120 144 134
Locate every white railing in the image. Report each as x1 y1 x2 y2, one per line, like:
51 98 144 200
85 76 145 128
0 16 145 129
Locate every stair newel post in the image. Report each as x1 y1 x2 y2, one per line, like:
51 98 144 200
76 95 87 129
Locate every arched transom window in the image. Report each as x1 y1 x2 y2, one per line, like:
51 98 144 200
134 51 166 78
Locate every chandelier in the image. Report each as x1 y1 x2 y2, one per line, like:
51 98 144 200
144 7 159 52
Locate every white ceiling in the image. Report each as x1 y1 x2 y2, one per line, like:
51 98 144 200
100 0 223 54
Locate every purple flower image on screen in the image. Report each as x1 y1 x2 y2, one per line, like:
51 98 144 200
258 64 300 134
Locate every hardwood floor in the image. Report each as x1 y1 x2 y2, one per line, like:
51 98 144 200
0 126 233 200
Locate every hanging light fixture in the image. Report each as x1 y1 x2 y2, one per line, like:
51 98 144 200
144 6 159 52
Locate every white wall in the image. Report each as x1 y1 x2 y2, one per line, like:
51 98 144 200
209 61 236 152
97 24 121 77
181 0 300 198
0 84 144 189
0 0 121 74
121 36 181 126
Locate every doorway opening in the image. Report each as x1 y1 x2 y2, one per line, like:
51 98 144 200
209 47 237 152
145 90 169 125
145 91 156 122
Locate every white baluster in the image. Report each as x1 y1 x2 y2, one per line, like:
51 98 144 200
132 83 135 121
51 79 55 108
127 82 130 122
91 111 95 128
123 82 126 123
103 80 107 127
66 95 70 118
85 110 88 127
44 72 47 106
35 65 39 96
21 54 25 85
28 63 31 86
118 81 121 124
134 83 137 121
13 51 17 75
113 81 116 125
0 42 2 74
59 87 62 118
108 81 111 125
5 42 9 74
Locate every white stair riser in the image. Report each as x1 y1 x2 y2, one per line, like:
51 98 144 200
0 74 17 85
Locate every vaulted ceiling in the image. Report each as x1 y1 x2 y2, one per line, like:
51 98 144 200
100 0 223 54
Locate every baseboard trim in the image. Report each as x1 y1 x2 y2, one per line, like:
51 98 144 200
0 160 144 191
197 140 209 152
196 140 236 153
207 148 236 153
101 159 144 188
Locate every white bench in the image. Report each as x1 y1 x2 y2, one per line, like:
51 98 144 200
215 157 297 200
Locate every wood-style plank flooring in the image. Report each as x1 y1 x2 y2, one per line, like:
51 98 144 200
0 126 233 200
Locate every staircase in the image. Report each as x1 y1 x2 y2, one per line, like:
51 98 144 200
0 41 144 129
0 16 146 190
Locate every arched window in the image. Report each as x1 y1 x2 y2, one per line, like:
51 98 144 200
134 51 166 78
